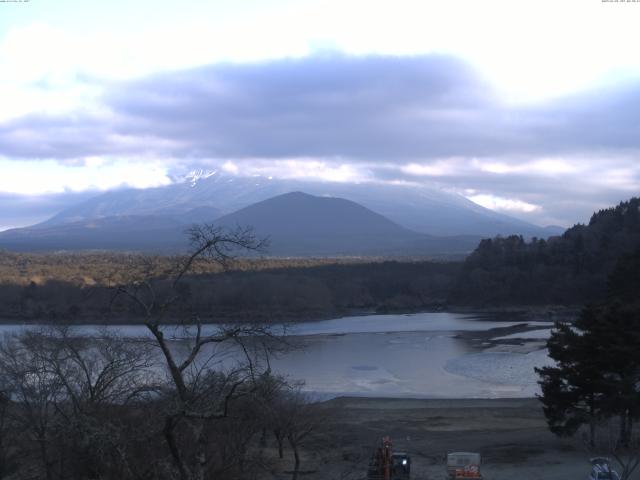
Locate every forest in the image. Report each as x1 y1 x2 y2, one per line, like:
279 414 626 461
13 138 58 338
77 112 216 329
450 197 640 306
0 258 459 323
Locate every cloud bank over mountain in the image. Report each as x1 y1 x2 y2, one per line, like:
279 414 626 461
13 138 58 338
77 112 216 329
1 54 639 227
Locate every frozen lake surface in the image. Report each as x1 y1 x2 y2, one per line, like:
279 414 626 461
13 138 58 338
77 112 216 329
286 312 551 336
0 312 555 399
273 313 554 398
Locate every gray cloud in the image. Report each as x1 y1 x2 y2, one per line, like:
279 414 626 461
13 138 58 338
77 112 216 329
104 54 498 159
0 53 639 227
106 54 640 160
1 54 639 161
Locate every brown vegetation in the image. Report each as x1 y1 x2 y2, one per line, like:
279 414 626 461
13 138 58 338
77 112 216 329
0 252 459 324
0 250 396 287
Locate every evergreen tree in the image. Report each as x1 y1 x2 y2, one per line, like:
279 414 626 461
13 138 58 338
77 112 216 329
537 249 640 447
536 305 611 446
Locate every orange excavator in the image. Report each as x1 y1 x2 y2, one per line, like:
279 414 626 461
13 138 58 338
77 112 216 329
367 436 411 480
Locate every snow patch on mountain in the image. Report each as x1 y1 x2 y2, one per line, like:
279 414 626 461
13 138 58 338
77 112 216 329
182 169 218 187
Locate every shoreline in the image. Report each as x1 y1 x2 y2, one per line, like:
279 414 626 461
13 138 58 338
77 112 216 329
0 304 579 326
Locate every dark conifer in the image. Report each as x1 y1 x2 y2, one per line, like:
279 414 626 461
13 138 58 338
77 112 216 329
537 250 640 447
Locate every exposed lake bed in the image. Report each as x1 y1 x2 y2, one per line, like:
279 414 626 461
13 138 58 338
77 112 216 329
294 397 588 480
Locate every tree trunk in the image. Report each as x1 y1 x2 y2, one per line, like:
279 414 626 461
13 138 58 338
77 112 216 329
164 416 189 480
260 426 267 448
146 324 188 399
194 423 207 480
620 413 629 448
589 397 596 448
38 435 53 480
274 430 284 459
288 436 300 480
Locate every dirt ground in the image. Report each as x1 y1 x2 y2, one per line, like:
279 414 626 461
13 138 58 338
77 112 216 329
264 397 602 480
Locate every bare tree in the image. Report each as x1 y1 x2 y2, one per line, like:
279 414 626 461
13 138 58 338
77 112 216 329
286 392 322 480
588 419 640 480
31 327 156 411
264 385 323 480
113 224 288 480
255 373 291 459
0 383 17 479
574 417 640 480
0 332 65 480
0 328 157 480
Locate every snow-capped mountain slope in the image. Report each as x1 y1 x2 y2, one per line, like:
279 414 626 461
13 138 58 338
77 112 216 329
42 172 559 237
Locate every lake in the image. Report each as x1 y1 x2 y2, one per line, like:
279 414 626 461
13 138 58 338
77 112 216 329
272 312 555 398
0 312 556 399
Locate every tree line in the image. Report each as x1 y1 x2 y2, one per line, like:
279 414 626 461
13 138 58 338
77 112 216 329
451 197 640 306
0 261 459 324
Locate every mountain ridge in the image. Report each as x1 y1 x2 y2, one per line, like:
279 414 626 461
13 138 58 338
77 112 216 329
0 192 482 256
40 172 561 237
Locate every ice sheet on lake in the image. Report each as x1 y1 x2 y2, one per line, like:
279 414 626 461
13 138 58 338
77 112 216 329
445 349 554 395
287 312 552 336
492 328 553 340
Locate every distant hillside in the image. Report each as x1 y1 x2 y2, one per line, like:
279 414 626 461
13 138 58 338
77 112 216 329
41 171 558 237
0 192 480 256
0 206 220 252
0 215 188 252
450 197 640 305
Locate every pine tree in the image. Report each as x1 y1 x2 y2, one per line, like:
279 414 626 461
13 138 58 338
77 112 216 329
536 305 611 446
537 249 640 447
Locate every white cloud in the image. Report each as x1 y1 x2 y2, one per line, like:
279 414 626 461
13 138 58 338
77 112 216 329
221 161 240 175
0 157 172 195
468 194 541 213
214 158 370 183
475 158 582 175
401 161 460 177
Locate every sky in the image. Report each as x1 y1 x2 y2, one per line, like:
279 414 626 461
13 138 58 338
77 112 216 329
1 0 640 230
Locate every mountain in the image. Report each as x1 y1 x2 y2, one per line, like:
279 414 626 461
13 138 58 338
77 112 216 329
42 171 559 237
0 215 188 252
214 192 480 256
0 205 221 252
0 192 481 256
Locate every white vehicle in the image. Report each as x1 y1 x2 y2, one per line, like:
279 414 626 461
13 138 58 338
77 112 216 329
447 452 482 479
589 457 620 480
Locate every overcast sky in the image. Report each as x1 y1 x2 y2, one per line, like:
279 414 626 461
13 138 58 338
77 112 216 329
1 0 639 229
